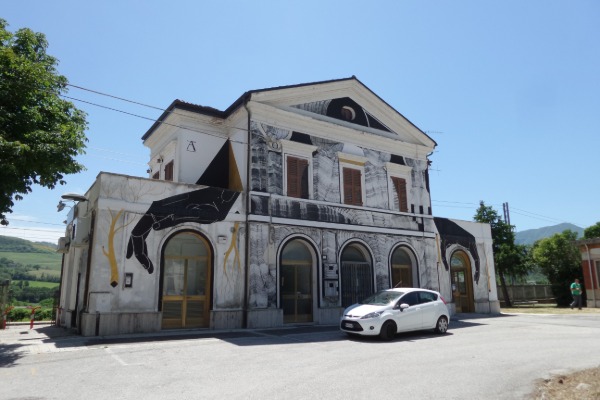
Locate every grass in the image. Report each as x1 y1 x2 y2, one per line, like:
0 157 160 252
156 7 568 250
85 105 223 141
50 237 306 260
501 304 600 315
13 280 59 288
531 366 600 399
0 251 62 270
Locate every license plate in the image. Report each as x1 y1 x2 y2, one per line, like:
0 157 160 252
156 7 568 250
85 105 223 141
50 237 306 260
344 322 353 328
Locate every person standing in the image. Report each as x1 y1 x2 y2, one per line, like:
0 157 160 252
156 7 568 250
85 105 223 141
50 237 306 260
570 278 583 310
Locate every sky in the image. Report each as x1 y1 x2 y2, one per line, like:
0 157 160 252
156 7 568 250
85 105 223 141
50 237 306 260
2 1 599 243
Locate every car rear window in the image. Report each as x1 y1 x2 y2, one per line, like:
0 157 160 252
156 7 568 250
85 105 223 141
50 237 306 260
419 291 437 303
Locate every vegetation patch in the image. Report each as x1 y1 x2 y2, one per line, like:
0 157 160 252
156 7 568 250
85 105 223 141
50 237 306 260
531 367 600 399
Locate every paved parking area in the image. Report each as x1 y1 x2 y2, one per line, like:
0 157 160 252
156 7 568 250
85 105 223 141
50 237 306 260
2 313 600 399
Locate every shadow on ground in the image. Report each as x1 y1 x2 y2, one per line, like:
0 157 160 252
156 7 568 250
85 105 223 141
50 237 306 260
0 344 24 367
8 313 510 350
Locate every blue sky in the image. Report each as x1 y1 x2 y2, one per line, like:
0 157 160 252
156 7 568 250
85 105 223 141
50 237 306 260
2 1 599 243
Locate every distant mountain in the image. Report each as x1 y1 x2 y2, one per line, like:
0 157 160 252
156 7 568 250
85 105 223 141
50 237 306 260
0 235 57 253
515 223 584 245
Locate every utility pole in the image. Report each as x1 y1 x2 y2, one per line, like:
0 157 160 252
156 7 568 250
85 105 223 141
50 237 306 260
502 202 511 225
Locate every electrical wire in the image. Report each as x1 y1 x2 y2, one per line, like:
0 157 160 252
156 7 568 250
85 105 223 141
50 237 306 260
61 84 587 230
61 95 249 146
66 82 252 134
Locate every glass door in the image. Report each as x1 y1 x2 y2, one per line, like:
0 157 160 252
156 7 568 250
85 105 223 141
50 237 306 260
451 251 474 313
280 239 314 324
161 233 211 329
281 264 313 323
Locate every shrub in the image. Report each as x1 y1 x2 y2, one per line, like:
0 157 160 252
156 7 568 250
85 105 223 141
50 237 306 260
8 307 29 321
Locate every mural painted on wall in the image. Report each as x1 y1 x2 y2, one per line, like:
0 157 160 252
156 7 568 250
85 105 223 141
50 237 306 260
101 209 134 287
293 97 392 132
223 221 241 277
434 217 481 283
249 120 431 216
247 222 438 309
126 188 240 273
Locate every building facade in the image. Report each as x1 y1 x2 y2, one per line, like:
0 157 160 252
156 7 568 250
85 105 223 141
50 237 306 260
577 238 600 307
57 77 500 336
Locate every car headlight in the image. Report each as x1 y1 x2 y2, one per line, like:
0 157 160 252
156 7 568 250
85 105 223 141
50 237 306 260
360 311 383 319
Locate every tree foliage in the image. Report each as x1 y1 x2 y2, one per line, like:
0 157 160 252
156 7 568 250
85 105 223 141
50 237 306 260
474 201 530 306
532 230 581 306
584 222 600 239
0 19 87 225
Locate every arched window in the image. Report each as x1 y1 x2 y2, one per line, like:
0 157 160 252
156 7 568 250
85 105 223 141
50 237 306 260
340 243 373 307
391 246 417 288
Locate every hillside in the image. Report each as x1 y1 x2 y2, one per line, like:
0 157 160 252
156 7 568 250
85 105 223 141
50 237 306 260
0 235 62 278
0 235 57 253
515 223 584 245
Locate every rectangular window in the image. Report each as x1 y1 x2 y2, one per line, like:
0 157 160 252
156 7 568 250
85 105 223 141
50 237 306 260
343 167 362 206
287 156 309 199
391 176 408 212
164 160 174 181
152 171 160 180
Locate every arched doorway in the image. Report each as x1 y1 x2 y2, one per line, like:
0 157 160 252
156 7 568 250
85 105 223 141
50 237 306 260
450 250 475 313
340 243 373 307
280 239 315 323
390 246 418 288
160 232 212 329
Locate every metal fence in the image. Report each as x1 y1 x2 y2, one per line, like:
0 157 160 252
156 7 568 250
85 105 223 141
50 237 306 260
496 284 554 304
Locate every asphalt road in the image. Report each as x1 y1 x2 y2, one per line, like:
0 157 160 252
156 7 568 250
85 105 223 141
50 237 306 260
1 313 600 400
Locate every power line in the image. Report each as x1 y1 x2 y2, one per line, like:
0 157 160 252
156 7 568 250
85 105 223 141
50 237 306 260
61 95 249 146
68 83 165 112
66 83 251 135
63 84 584 229
431 200 579 226
88 146 147 160
6 218 64 227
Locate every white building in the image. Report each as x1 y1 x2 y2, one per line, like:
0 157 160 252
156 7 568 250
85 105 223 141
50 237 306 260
57 77 500 336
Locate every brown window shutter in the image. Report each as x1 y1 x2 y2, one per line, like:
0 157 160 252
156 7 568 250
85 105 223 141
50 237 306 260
343 167 362 206
299 158 309 199
164 160 174 181
392 177 408 212
287 157 309 199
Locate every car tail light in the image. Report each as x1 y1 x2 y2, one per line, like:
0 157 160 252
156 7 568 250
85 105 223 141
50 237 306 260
440 295 447 304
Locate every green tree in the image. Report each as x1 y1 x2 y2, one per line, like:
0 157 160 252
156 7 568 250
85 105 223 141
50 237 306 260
532 230 581 306
583 222 600 239
474 201 528 307
0 19 87 225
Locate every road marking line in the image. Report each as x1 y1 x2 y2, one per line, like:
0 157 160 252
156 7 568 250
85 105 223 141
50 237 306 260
105 347 128 366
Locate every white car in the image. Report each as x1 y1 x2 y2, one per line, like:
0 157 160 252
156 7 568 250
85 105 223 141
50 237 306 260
340 288 450 340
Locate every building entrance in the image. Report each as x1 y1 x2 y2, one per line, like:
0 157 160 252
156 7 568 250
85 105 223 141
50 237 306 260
161 232 211 329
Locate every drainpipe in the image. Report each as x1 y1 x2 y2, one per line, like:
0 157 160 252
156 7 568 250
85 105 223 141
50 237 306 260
81 210 96 334
584 243 597 307
243 97 252 329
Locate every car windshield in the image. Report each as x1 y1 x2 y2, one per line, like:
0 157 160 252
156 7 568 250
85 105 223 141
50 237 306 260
360 291 404 305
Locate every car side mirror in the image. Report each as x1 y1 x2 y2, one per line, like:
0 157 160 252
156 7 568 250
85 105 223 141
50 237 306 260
399 303 409 312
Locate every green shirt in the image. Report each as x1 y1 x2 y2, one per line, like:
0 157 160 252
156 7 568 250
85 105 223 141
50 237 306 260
571 282 582 295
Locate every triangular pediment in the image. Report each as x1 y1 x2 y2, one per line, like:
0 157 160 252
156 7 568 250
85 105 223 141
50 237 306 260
247 77 436 149
291 97 393 132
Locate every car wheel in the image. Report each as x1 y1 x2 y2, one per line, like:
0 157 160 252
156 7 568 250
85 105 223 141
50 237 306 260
379 320 397 341
434 316 448 334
